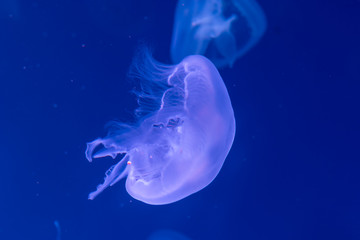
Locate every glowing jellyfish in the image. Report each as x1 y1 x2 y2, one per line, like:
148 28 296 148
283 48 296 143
86 50 235 205
171 0 267 68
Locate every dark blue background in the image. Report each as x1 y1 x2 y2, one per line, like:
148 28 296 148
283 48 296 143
0 0 359 239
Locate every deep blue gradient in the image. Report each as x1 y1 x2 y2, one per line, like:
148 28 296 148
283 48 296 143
0 0 359 239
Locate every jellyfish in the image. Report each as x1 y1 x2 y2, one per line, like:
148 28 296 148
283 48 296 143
171 0 267 68
85 50 235 205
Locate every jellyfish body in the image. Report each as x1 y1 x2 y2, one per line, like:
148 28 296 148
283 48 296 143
171 0 267 68
86 51 235 205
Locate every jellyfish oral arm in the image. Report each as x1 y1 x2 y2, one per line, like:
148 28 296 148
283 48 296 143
85 138 127 162
86 138 130 200
88 155 130 200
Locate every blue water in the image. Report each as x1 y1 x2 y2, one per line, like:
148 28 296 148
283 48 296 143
0 0 359 239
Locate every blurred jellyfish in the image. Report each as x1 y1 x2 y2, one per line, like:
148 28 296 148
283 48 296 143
171 0 267 68
54 220 61 240
148 229 191 240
